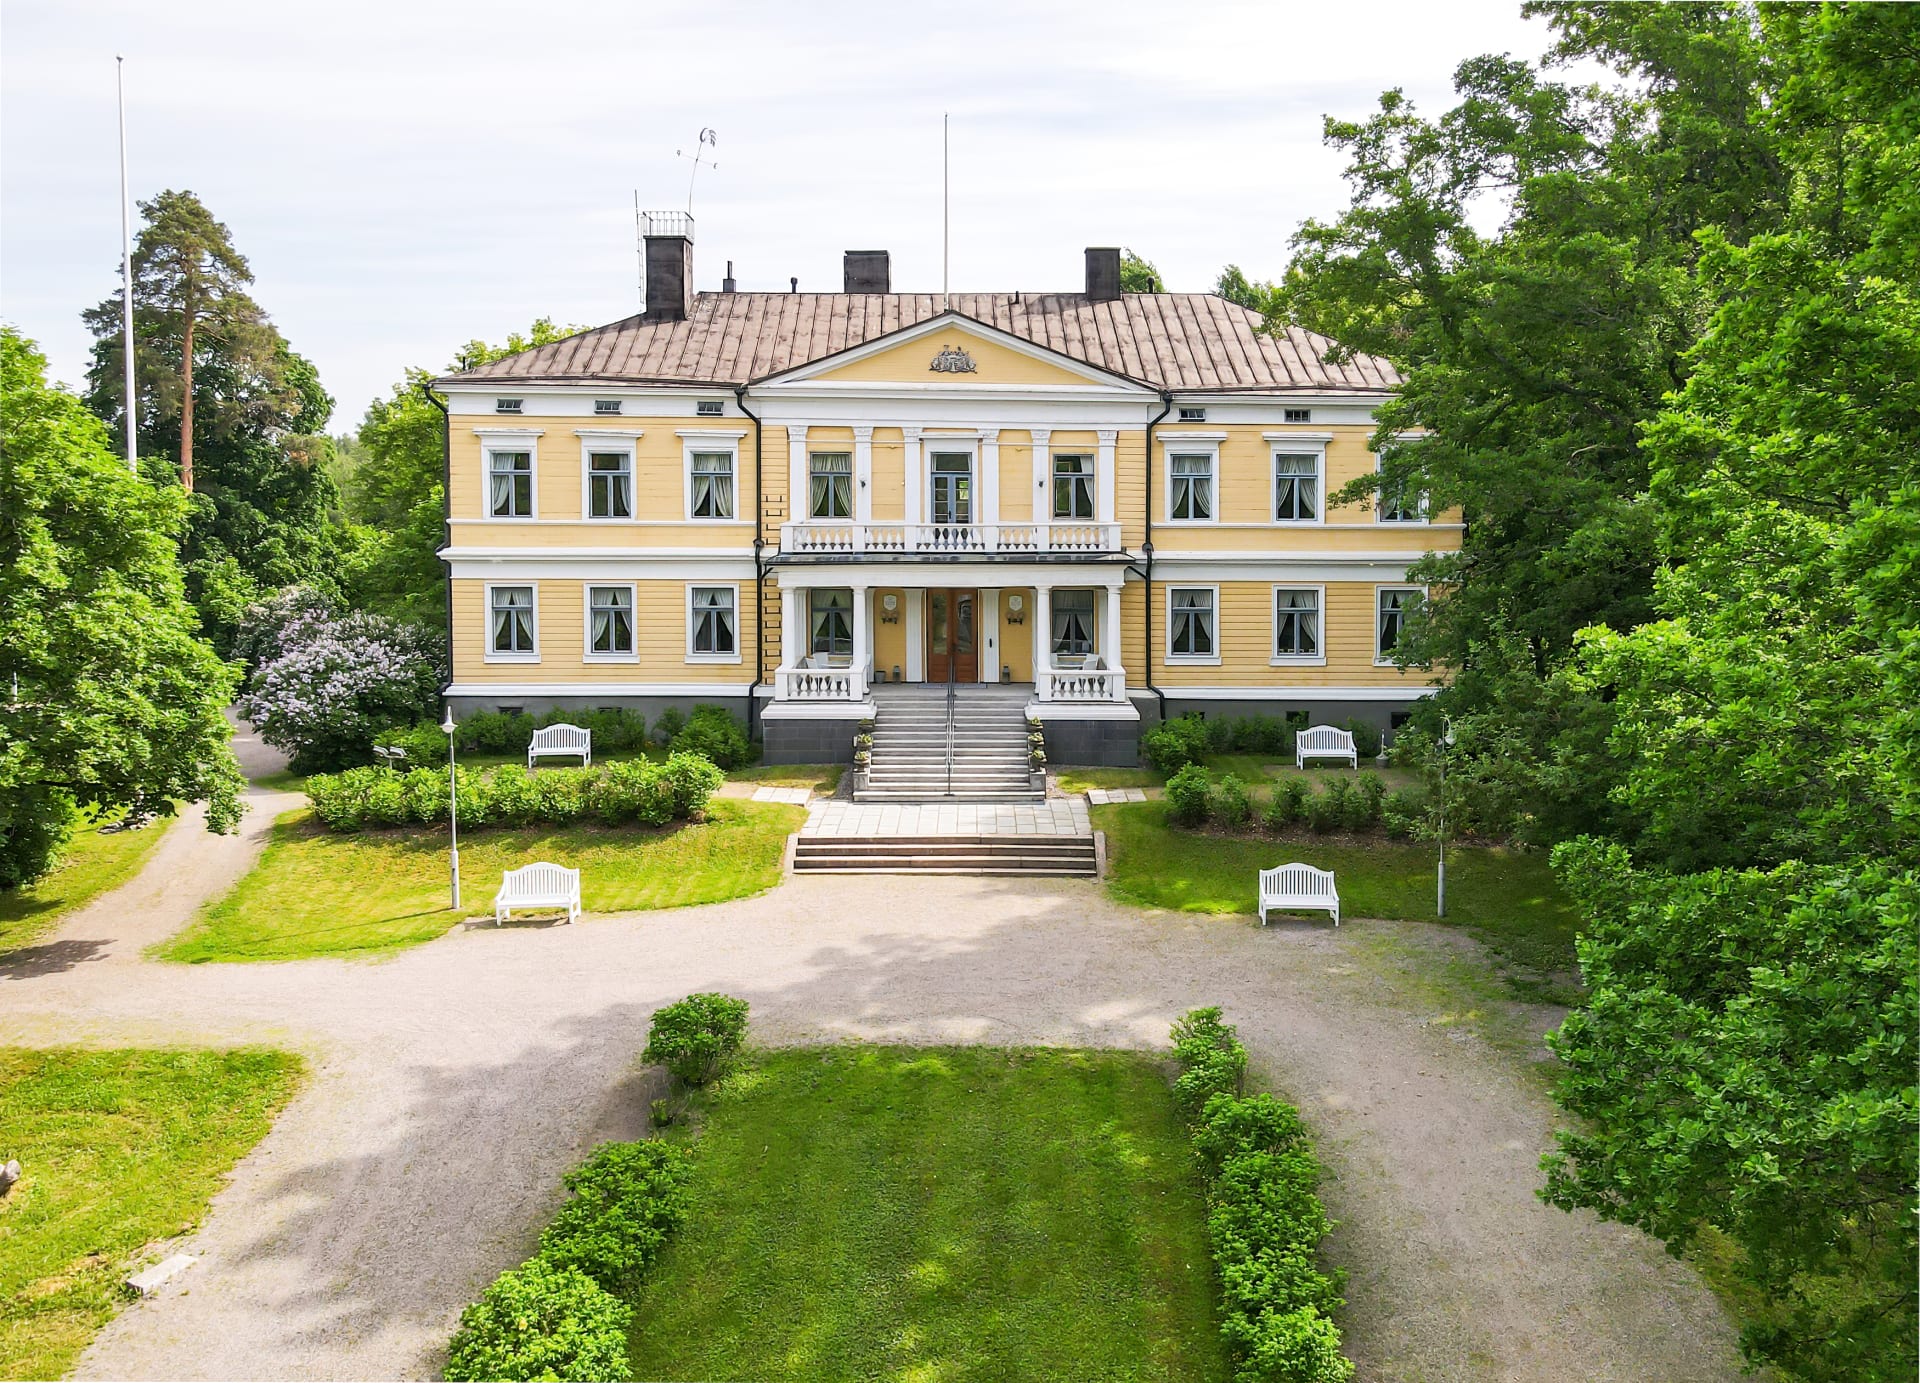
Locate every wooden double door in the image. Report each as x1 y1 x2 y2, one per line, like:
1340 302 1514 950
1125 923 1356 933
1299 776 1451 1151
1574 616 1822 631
926 589 978 683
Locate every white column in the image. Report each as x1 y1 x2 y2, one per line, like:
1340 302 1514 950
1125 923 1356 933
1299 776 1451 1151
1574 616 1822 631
1032 583 1052 700
853 424 874 525
980 429 1000 530
781 585 802 669
787 424 810 529
905 589 925 681
851 583 871 695
1103 581 1124 677
903 426 923 542
980 588 1000 683
1029 427 1052 524
1096 427 1119 527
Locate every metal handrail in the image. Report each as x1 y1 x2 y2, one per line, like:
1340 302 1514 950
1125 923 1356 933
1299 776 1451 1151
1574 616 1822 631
944 673 956 798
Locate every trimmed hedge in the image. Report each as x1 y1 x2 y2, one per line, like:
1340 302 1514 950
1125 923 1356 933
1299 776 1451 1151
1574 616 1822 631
1161 766 1415 838
304 753 723 832
642 992 751 1088
1171 1007 1352 1383
540 1140 693 1292
444 1258 631 1383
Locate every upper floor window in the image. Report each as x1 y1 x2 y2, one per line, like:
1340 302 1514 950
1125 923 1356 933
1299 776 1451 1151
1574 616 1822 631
696 400 725 417
1273 453 1321 522
489 585 536 656
689 585 738 659
1178 406 1206 423
1379 479 1426 523
594 399 622 416
495 398 523 414
1051 590 1095 658
1053 454 1095 520
690 451 734 519
1273 588 1321 659
1283 407 1311 423
1169 586 1217 660
587 451 632 519
930 452 973 525
587 585 634 657
489 451 533 518
1169 453 1214 522
810 452 853 519
1377 587 1422 662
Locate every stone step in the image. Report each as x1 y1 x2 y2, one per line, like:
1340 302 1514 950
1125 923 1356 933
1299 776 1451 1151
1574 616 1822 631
792 833 1095 875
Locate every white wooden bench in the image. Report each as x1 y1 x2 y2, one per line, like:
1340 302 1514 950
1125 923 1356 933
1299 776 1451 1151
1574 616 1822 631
1258 863 1341 927
527 723 591 768
493 862 581 926
1294 724 1358 770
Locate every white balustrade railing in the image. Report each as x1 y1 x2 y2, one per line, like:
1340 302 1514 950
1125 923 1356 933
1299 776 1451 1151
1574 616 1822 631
775 661 867 701
780 521 1121 555
1037 665 1128 702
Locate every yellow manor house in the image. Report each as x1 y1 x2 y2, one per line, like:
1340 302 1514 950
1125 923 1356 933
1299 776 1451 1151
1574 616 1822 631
434 214 1450 769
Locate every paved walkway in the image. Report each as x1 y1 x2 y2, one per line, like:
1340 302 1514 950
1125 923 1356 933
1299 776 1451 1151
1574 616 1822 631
0 743 1745 1383
1085 786 1148 804
801 796 1091 837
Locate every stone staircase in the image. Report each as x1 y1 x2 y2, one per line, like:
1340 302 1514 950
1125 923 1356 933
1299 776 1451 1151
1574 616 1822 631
791 833 1096 876
856 684 1041 803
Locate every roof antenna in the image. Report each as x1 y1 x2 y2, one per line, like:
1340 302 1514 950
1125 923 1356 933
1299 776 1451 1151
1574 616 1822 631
677 128 718 213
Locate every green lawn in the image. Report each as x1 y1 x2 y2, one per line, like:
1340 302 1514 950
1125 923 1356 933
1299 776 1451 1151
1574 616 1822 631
725 761 844 793
158 798 806 963
0 1047 304 1380
1097 800 1581 999
1053 766 1164 794
629 1046 1227 1382
0 813 174 958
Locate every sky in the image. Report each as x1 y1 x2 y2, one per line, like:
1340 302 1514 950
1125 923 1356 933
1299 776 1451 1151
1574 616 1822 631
4 0 1572 428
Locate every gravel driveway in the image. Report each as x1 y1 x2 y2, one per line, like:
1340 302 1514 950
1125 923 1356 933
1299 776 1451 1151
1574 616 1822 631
1 745 1744 1382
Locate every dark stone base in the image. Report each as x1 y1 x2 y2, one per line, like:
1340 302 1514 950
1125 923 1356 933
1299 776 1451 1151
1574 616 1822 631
1159 697 1417 735
1041 716 1140 768
761 715 863 765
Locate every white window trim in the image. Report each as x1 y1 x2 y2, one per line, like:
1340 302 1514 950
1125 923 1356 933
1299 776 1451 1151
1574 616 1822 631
1374 451 1430 524
476 428 544 521
1375 584 1426 666
922 439 981 524
1270 584 1328 666
484 582 540 663
578 437 638 524
1163 441 1221 526
582 582 639 663
1050 451 1098 521
1165 584 1222 666
677 429 750 523
686 582 743 664
1269 441 1328 527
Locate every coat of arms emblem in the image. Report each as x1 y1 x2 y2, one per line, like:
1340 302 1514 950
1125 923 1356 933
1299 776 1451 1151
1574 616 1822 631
929 344 978 374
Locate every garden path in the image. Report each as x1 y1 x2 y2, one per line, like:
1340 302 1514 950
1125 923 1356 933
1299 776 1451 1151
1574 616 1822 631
1 744 1747 1383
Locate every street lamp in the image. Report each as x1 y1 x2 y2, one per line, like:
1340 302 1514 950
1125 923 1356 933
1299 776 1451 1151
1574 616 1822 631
1437 715 1456 918
442 708 460 910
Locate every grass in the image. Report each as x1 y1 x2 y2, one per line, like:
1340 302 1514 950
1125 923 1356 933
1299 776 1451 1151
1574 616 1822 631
0 1047 304 1380
1053 766 1163 794
1097 800 1582 1001
629 1046 1227 1382
726 761 844 793
157 798 806 963
0 812 175 958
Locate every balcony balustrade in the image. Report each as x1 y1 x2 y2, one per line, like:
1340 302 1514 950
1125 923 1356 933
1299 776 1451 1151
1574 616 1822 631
779 521 1121 556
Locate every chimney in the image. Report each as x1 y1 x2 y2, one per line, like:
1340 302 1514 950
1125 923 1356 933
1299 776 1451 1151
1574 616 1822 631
641 211 694 322
722 259 736 293
1085 246 1121 302
843 249 891 293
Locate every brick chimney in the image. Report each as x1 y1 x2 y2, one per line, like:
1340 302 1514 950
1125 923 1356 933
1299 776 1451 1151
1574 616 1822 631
641 211 694 322
843 250 890 293
1085 246 1121 302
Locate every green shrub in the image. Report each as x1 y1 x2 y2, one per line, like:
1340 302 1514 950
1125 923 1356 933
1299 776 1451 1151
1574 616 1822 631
1338 777 1377 833
1382 787 1429 840
402 767 450 824
671 704 752 769
1263 778 1309 832
1224 714 1294 756
651 705 687 746
1165 764 1214 826
1143 713 1213 772
1343 717 1382 760
456 710 536 755
1170 1007 1248 1121
487 764 541 826
1304 781 1345 834
371 722 447 765
1211 774 1254 830
588 757 674 825
1223 1305 1352 1383
573 707 649 752
538 1140 693 1291
303 756 721 832
662 752 726 819
1354 773 1387 825
1193 1092 1310 1172
643 992 750 1087
443 1258 631 1383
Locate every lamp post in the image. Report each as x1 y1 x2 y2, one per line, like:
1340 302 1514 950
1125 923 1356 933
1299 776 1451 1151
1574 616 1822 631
1436 715 1455 918
442 709 460 910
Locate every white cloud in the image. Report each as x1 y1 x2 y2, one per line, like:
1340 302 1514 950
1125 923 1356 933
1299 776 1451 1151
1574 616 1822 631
2 0 1565 425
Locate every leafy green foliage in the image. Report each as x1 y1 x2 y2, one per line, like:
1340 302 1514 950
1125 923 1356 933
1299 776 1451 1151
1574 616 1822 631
1119 250 1164 293
538 1140 693 1292
643 993 750 1088
669 705 752 769
1143 713 1212 772
1164 764 1213 827
443 1258 631 1383
0 329 243 886
1210 774 1253 829
303 753 722 832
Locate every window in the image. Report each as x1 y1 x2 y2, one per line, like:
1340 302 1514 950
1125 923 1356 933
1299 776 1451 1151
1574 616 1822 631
488 586 535 656
929 452 972 525
1052 590 1095 658
689 585 738 659
489 450 533 517
809 452 853 519
696 400 724 417
1379 478 1426 523
586 585 634 657
690 451 734 519
587 451 632 519
1053 454 1095 519
594 399 622 415
1169 587 1216 660
1178 406 1207 422
1273 588 1321 659
1283 407 1311 423
495 398 523 414
809 589 853 659
1273 453 1320 522
1169 453 1213 521
1377 587 1422 662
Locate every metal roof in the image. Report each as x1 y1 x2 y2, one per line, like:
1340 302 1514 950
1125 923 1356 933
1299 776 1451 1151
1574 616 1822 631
438 293 1400 394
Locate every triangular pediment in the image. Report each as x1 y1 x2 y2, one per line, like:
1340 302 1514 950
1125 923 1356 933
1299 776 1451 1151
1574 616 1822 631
761 312 1149 391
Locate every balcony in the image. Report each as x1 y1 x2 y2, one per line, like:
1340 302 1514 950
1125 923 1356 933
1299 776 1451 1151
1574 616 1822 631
779 521 1122 557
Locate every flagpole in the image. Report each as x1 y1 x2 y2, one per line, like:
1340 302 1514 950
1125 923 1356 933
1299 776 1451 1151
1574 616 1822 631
117 55 137 472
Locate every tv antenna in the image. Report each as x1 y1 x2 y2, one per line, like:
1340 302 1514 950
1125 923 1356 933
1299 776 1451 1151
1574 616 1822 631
677 128 718 212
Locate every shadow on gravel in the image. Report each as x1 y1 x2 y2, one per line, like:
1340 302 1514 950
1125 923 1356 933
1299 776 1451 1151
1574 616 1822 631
0 937 110 979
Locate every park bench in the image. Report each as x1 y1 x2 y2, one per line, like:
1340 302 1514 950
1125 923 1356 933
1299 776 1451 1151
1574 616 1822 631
1294 724 1358 770
1258 862 1341 927
493 862 582 926
527 723 591 769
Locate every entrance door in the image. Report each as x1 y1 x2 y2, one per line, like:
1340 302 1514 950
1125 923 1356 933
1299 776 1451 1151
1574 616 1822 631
926 589 978 682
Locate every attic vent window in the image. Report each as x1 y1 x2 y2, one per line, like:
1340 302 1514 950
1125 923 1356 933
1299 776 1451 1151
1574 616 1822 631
594 400 622 416
1284 408 1312 423
495 398 523 414
696 400 725 417
1178 407 1207 422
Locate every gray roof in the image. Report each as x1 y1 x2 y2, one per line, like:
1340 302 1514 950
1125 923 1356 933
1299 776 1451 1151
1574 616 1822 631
439 293 1400 394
